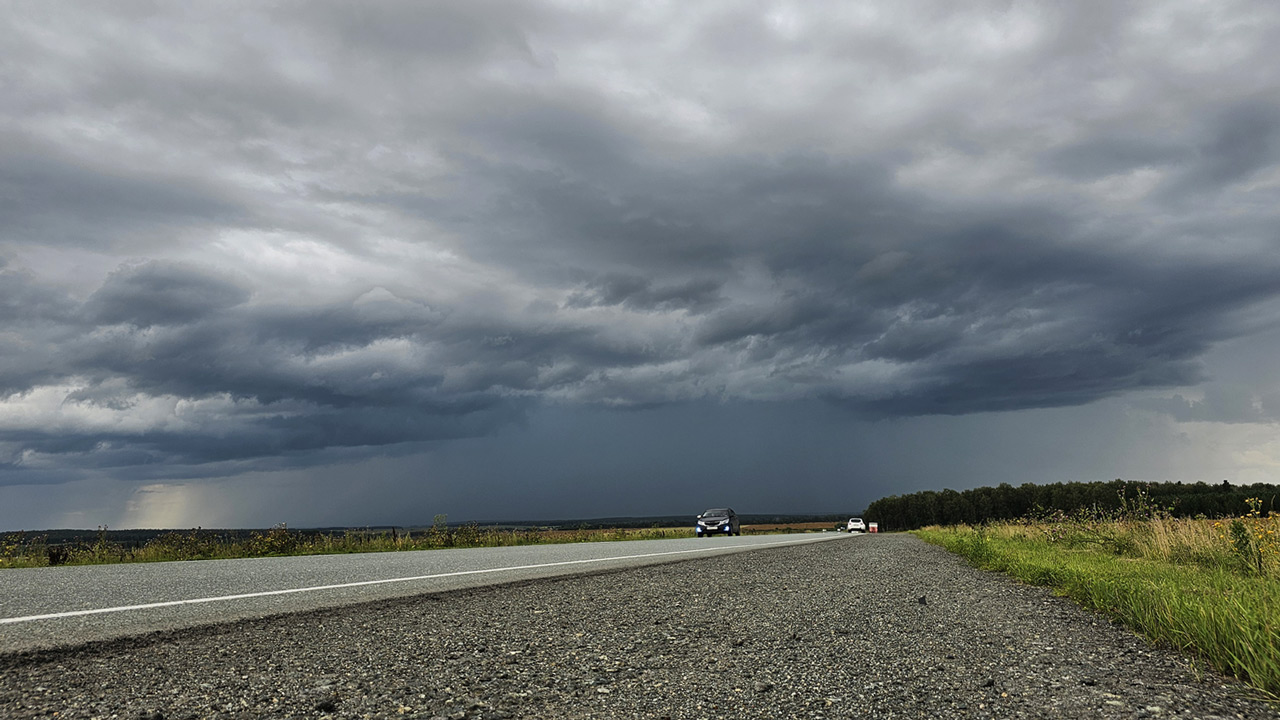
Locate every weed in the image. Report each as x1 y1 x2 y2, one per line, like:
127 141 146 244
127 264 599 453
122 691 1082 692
249 524 300 556
428 514 451 548
1214 498 1280 577
1 532 56 568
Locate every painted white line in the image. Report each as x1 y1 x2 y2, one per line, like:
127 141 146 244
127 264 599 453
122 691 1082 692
0 534 838 625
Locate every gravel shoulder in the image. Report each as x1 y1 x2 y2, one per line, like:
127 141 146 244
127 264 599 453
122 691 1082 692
2 533 1276 719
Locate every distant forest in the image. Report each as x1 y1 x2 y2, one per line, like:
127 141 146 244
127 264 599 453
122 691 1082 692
864 479 1280 531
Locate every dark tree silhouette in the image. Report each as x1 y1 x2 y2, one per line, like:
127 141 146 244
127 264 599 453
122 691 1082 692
864 479 1279 531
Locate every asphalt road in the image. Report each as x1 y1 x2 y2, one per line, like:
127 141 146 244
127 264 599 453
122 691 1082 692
0 532 840 654
2 533 1276 719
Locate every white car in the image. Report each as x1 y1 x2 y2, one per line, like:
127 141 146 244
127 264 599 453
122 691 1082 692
846 517 867 533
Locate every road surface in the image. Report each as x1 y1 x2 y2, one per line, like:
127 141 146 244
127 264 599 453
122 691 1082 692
0 532 839 654
2 533 1275 719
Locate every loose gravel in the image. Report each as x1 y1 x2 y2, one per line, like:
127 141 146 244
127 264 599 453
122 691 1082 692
1 533 1276 719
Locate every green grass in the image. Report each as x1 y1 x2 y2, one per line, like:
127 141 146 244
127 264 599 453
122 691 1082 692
917 523 1280 700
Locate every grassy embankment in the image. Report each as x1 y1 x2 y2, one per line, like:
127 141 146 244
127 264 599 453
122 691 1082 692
916 493 1280 699
0 520 835 569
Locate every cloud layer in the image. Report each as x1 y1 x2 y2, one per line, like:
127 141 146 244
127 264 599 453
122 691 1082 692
3 1 1280 501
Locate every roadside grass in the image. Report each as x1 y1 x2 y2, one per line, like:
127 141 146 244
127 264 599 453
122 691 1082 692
0 521 822 569
916 506 1280 699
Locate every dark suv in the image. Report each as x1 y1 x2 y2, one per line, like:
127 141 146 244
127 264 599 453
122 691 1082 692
695 508 740 537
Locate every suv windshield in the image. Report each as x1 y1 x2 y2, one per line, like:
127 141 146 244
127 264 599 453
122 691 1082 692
702 509 729 518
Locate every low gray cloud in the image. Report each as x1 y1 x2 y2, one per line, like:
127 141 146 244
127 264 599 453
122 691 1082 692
1135 385 1280 425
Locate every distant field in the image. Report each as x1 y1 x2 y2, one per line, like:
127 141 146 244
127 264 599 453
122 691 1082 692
743 521 843 532
0 518 844 569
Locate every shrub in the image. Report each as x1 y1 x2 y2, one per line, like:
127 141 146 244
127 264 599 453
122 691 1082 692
249 524 300 556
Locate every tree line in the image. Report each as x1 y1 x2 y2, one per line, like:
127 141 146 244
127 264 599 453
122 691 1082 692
864 479 1280 531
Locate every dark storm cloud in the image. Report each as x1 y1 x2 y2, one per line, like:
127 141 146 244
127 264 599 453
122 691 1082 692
469 154 914 277
1190 103 1280 187
695 294 852 348
0 260 76 324
1042 136 1187 180
6 400 529 472
0 262 80 395
53 273 659 410
312 0 544 61
1040 99 1280 201
2 0 1280 487
1 258 676 475
84 261 251 327
1158 101 1280 199
0 143 247 249
565 275 724 313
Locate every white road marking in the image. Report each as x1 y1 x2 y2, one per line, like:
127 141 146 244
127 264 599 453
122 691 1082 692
0 534 839 625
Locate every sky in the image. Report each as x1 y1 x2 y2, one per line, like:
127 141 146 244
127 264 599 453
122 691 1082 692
3 1 1280 530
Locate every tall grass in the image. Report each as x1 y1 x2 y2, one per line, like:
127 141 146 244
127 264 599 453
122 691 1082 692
918 495 1280 699
0 521 699 569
